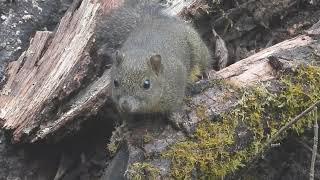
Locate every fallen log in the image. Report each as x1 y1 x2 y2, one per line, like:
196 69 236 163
0 0 116 143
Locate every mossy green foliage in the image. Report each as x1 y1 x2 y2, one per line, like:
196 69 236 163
107 141 118 155
107 125 126 156
127 162 160 180
143 132 154 143
163 65 320 179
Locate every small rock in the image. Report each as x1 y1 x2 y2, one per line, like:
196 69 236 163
0 15 7 20
22 15 33 21
0 43 6 48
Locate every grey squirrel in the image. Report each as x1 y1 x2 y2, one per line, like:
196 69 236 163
95 0 213 114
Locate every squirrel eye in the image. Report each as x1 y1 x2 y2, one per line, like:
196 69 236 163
113 79 119 88
143 79 151 90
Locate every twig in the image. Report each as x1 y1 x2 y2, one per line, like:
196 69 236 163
265 100 320 150
240 100 320 178
310 107 318 180
294 137 320 159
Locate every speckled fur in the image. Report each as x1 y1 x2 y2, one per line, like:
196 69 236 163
96 1 212 114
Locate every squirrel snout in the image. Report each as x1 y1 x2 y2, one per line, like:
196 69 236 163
119 96 138 112
120 100 131 112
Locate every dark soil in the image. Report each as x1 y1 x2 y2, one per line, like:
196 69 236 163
241 132 320 180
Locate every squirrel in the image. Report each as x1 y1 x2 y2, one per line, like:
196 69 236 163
95 0 213 114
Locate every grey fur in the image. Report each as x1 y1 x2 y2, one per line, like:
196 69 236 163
95 0 163 57
95 1 213 114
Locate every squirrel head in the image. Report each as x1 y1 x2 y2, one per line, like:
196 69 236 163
111 50 164 113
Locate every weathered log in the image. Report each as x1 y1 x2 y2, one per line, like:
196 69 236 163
0 0 70 86
0 0 116 143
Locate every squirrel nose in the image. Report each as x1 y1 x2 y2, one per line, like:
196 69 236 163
121 100 131 112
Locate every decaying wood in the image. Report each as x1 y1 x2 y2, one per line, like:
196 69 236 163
216 34 314 87
0 0 118 143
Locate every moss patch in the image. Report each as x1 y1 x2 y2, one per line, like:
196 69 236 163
127 162 161 180
143 132 154 143
107 124 126 156
163 64 320 179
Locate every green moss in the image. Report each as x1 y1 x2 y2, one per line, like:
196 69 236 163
143 132 153 143
107 125 126 156
163 65 320 179
127 162 160 180
195 104 207 120
107 141 118 155
189 64 202 83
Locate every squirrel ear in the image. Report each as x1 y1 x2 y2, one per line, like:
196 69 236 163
149 54 162 75
114 50 124 66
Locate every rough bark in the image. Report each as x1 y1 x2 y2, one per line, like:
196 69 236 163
0 0 70 86
0 0 118 143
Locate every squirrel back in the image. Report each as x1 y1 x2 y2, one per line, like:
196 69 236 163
95 1 213 114
95 0 163 62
